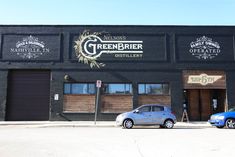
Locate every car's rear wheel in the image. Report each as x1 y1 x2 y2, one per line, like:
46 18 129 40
225 118 235 129
164 119 174 129
123 119 133 129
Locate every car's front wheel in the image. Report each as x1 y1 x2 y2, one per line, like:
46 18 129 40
123 119 134 129
164 119 174 129
225 118 235 129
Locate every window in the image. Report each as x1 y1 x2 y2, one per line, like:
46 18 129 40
64 83 71 94
103 83 132 94
152 106 164 112
138 106 151 112
138 83 169 95
64 83 95 94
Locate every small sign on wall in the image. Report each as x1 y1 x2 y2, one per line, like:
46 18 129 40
96 80 102 88
54 94 59 101
187 73 222 86
183 70 226 89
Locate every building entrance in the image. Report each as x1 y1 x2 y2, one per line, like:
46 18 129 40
6 70 50 121
183 70 227 121
186 89 226 121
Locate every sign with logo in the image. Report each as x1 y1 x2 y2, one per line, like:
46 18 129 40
74 30 144 68
183 71 226 89
175 35 234 62
2 34 61 61
188 74 222 86
10 35 50 59
189 36 221 60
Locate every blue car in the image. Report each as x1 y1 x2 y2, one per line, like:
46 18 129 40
116 104 177 129
208 107 235 129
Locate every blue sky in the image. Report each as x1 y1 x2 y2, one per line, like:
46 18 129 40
0 0 234 25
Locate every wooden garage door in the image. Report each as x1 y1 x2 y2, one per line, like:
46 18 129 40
6 70 50 121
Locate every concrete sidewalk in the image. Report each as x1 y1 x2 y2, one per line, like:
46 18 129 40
0 121 212 128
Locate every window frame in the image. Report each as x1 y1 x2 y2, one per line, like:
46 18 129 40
152 106 164 112
63 83 96 95
138 106 151 113
103 83 133 95
138 83 170 95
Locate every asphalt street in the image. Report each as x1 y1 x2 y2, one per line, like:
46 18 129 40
0 125 234 157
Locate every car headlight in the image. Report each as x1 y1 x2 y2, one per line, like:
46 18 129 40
217 116 225 120
116 114 124 120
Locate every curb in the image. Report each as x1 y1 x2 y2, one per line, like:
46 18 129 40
0 121 212 128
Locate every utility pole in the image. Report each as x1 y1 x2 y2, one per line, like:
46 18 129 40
94 80 102 125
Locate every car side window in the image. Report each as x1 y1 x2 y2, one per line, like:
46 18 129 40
138 106 151 112
152 106 164 112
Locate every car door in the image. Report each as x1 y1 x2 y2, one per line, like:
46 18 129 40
134 106 152 125
151 106 165 124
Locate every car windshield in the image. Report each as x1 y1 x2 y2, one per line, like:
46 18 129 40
228 108 235 112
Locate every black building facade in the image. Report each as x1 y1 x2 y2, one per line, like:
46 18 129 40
0 25 235 121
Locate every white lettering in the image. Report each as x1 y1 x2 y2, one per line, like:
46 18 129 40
189 36 221 60
95 43 143 51
188 74 222 86
80 34 143 60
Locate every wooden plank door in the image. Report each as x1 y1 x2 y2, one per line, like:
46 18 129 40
200 90 212 121
188 89 200 121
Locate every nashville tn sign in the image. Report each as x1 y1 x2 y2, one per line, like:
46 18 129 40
188 74 222 86
189 36 221 60
74 31 143 68
10 35 50 59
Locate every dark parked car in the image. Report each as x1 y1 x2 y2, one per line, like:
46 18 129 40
116 104 177 129
208 107 235 129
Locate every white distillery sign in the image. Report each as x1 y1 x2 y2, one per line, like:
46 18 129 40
188 73 222 86
74 30 143 68
10 35 50 59
189 36 221 60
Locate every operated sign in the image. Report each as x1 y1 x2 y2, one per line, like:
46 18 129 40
189 36 221 60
